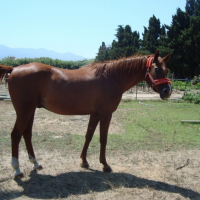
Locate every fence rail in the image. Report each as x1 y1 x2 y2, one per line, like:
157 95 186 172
129 79 192 100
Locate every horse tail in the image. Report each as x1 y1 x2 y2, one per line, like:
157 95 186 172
0 65 13 83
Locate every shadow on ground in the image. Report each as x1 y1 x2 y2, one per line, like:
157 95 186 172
0 168 199 199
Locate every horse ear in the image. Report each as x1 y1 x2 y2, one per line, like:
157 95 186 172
163 53 171 63
154 50 159 61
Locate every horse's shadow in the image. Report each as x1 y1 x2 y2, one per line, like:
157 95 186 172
1 168 200 199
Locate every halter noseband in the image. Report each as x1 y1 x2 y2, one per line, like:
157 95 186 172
145 56 171 91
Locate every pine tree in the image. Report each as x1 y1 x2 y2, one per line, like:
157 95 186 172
110 25 140 59
142 15 161 53
165 1 200 78
95 42 110 62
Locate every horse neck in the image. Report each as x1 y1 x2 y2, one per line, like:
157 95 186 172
116 57 147 93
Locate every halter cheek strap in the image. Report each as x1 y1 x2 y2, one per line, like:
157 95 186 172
145 56 171 91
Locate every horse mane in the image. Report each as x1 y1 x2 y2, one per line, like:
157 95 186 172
90 55 151 79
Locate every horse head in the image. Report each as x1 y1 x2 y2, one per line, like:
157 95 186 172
145 50 172 100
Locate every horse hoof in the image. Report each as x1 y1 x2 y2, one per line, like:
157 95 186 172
103 165 112 173
14 172 24 179
80 162 89 168
34 163 43 171
36 165 43 170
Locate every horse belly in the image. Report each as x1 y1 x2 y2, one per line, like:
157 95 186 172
42 93 98 115
41 78 114 115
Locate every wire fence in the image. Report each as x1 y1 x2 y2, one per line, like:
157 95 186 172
127 79 191 100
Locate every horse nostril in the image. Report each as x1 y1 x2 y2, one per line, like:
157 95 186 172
163 88 168 94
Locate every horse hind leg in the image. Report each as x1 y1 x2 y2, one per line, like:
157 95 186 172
11 110 38 178
23 113 42 171
11 127 23 178
80 114 99 168
11 114 32 178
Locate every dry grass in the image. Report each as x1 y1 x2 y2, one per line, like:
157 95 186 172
0 150 200 200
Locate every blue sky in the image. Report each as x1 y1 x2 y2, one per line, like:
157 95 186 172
0 0 186 59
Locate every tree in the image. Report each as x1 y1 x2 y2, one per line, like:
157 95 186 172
95 42 110 62
185 0 200 16
94 0 200 77
0 56 93 69
142 15 161 53
109 25 140 60
186 0 195 15
165 1 200 78
165 8 190 77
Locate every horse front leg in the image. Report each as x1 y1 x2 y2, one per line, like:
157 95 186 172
99 113 112 172
80 114 99 168
23 113 43 171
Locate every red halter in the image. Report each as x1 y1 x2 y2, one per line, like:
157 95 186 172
145 56 171 91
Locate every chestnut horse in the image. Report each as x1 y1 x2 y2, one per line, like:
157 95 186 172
0 50 171 178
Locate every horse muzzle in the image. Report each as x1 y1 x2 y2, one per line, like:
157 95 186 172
157 83 172 100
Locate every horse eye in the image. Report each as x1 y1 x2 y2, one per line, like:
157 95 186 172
155 67 159 73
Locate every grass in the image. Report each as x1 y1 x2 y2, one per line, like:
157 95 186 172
115 99 200 151
0 99 200 155
45 99 200 153
93 99 200 153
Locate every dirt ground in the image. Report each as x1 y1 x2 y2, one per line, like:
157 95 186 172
0 86 200 200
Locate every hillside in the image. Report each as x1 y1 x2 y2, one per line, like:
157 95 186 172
0 45 86 61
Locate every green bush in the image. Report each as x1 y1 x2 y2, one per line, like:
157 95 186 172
183 92 200 104
0 57 94 70
171 80 190 91
195 83 200 89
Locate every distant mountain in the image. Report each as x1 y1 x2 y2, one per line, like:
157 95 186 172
0 45 86 61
